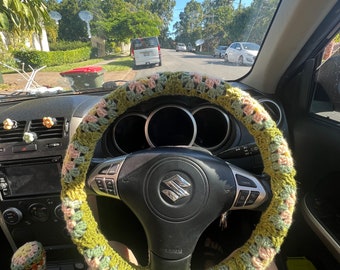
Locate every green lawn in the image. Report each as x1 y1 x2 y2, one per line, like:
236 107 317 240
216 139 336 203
1 55 134 74
45 55 134 72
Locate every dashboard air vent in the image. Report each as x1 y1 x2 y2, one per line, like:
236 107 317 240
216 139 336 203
258 99 282 125
29 117 65 139
0 121 26 143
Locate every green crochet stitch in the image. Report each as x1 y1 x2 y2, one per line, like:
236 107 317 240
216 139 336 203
61 71 297 270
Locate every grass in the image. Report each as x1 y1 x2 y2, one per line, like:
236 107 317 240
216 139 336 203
43 55 133 72
1 55 133 74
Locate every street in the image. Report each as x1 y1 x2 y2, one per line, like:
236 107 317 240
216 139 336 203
135 48 251 80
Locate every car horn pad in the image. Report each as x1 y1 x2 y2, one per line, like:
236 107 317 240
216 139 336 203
61 72 296 269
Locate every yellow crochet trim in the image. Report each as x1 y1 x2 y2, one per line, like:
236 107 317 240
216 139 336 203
61 72 296 270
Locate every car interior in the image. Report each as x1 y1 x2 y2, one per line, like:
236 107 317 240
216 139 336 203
1 0 340 269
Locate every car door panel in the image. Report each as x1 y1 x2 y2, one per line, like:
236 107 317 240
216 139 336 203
278 42 340 268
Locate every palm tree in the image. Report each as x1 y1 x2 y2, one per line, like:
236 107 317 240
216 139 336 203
0 0 49 33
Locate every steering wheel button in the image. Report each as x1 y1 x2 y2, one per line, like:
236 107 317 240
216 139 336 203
95 177 105 187
245 191 260 205
236 174 257 188
235 190 250 207
105 179 114 188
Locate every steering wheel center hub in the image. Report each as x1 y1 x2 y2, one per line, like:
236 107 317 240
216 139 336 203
146 157 208 221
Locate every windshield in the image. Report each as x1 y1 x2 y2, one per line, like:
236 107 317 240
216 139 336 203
241 42 260 50
131 37 159 50
0 0 280 98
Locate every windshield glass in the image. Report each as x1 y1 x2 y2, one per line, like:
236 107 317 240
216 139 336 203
241 42 260 50
132 37 160 50
0 0 280 98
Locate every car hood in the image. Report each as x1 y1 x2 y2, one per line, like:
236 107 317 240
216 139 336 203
244 49 259 56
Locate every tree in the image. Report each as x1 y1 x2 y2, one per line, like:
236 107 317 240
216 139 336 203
91 0 162 45
201 0 234 48
171 0 279 53
174 0 203 45
227 0 279 44
226 7 251 42
56 0 88 41
103 9 162 43
124 0 176 25
44 0 60 11
150 0 176 27
244 0 279 44
0 0 50 33
124 0 175 46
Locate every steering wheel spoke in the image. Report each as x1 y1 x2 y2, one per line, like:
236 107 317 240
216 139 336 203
88 156 127 199
229 164 271 211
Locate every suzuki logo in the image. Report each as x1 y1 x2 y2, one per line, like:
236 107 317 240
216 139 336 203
161 174 191 202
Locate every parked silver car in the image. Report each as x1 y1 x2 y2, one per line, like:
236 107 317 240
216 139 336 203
224 42 260 65
213 45 227 58
176 42 187 52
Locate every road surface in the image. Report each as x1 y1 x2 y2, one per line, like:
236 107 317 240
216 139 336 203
135 48 251 80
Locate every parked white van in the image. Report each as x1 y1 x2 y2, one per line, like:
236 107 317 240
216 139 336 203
130 37 162 69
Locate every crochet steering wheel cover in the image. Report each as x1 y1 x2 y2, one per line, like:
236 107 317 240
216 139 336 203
61 72 296 270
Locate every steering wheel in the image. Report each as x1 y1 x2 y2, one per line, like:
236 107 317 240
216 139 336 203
61 72 296 270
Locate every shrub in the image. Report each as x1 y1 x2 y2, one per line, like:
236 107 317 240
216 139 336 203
49 41 91 51
13 51 44 68
13 47 92 69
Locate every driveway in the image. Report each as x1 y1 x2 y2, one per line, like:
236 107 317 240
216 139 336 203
0 69 136 94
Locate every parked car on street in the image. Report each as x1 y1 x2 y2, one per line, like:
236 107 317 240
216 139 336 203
213 45 228 58
187 43 196 52
224 42 260 65
130 36 162 69
176 42 187 52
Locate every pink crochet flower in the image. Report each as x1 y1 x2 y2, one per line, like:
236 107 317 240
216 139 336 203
280 209 292 225
285 192 296 208
67 144 80 159
251 256 264 269
83 115 98 123
149 74 160 81
278 155 293 167
147 78 157 88
97 98 107 108
243 104 255 116
62 206 75 218
86 257 101 269
277 141 289 154
66 219 77 231
193 73 202 84
96 99 108 117
129 81 146 93
258 247 276 260
253 111 267 123
96 107 108 118
242 96 253 105
205 78 215 89
62 161 75 175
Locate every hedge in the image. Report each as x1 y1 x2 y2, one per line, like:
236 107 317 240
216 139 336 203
13 47 92 69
